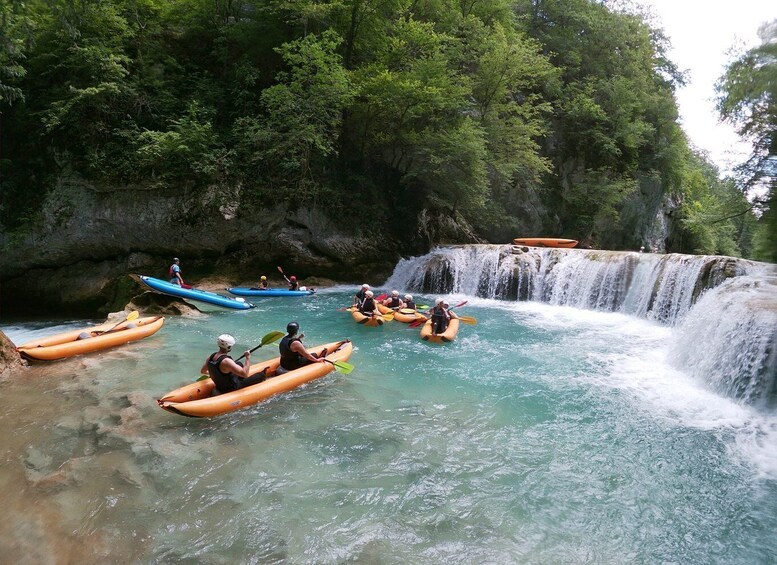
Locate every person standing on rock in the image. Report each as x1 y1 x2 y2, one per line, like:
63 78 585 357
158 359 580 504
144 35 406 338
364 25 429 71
201 334 267 394
169 258 184 286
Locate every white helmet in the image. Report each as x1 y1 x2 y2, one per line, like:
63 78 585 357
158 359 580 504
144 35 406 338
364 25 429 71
362 283 370 289
365 290 374 297
217 334 236 351
435 298 444 305
405 294 412 300
391 290 399 296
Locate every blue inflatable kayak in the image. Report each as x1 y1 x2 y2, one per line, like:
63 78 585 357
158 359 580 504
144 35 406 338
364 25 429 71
133 275 255 310
227 287 316 298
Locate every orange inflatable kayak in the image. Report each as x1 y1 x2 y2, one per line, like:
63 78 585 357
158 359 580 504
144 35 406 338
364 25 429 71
513 238 578 248
16 316 165 361
352 309 387 326
420 318 460 343
381 305 426 323
158 341 353 417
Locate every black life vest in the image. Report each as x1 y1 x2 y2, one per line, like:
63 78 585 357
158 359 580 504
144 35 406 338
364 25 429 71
360 297 376 314
405 300 416 310
387 296 402 308
207 353 240 392
289 281 299 290
279 335 303 370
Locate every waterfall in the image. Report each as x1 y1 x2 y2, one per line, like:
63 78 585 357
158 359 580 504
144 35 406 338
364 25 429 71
384 245 776 406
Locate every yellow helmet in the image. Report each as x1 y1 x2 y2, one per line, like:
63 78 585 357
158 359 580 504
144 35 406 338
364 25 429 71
261 276 267 280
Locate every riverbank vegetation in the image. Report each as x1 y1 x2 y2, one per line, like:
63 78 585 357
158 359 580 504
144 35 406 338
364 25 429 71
0 0 770 259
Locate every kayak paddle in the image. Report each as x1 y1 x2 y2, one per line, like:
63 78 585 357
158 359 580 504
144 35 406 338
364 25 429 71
324 359 354 374
197 330 285 381
457 315 477 325
97 310 139 335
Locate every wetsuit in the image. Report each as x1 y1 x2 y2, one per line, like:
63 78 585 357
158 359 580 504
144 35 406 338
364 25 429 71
359 297 377 315
207 353 266 393
386 296 402 309
430 305 450 334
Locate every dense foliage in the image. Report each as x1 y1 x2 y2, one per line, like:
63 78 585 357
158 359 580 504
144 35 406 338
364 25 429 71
0 0 763 257
717 20 777 262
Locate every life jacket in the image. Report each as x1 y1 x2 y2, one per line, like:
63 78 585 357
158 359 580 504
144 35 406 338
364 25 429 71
289 281 299 291
360 297 376 314
260 281 269 289
207 353 240 392
279 335 303 370
354 290 366 303
387 296 402 308
405 300 416 310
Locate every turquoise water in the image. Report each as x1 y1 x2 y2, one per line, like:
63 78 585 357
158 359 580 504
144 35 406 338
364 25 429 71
2 289 776 563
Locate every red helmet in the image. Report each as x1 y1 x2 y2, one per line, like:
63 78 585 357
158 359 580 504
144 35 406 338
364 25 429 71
290 275 297 281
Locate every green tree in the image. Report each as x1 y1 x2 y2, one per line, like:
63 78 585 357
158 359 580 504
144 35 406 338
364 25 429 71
717 20 777 262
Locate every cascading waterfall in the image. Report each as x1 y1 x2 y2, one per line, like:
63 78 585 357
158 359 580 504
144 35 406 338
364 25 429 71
384 244 777 406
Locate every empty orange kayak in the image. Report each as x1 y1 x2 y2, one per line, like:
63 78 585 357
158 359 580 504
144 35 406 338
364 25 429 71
513 238 578 248
158 341 353 417
16 316 165 361
420 318 460 343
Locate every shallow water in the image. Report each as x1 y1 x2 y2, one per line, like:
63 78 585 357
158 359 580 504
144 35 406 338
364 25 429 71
2 289 776 563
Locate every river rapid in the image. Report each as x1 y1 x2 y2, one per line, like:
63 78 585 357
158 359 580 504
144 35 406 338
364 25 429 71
1 287 776 563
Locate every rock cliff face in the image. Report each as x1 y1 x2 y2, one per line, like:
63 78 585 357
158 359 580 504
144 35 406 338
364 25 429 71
0 176 481 314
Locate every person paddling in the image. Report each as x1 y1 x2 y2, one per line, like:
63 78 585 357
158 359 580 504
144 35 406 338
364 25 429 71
403 294 417 310
169 257 184 286
201 334 267 394
428 298 459 335
283 274 300 291
277 322 326 374
359 290 380 317
382 290 404 310
353 283 370 306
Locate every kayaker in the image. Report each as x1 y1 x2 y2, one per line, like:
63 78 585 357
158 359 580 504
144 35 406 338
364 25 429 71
353 283 369 306
359 290 380 317
252 276 269 290
169 257 184 286
382 290 404 310
201 334 267 394
428 298 458 335
283 274 300 291
403 294 417 310
277 322 326 374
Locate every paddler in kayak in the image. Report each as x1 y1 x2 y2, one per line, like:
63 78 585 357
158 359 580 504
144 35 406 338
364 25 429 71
428 298 459 335
283 274 300 291
381 290 404 310
169 257 184 286
358 290 381 317
251 275 270 291
352 283 370 306
277 322 327 374
403 294 417 310
201 334 267 394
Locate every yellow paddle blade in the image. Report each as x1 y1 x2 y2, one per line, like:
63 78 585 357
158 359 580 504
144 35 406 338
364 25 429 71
458 315 477 325
126 310 140 322
382 313 394 321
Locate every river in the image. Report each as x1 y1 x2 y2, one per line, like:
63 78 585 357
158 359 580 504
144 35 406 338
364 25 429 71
1 277 776 562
